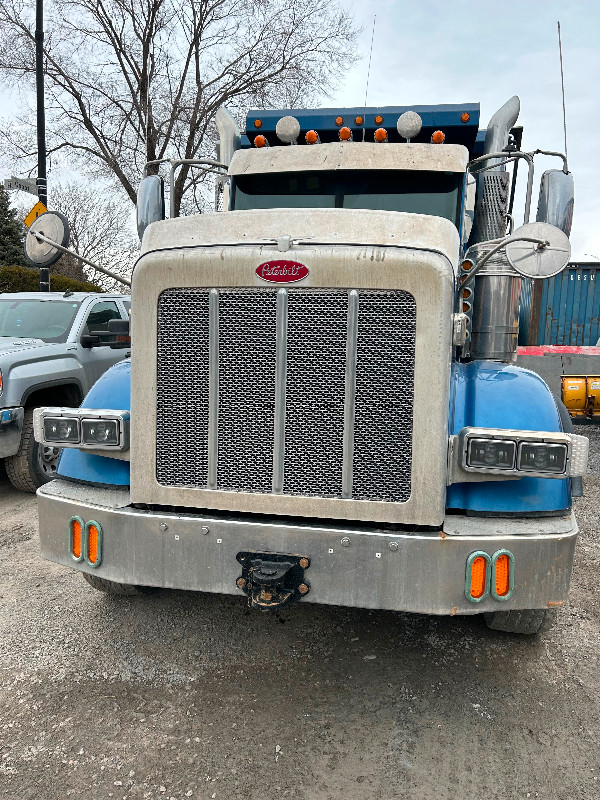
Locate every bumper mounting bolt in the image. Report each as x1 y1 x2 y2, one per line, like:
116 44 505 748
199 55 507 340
201 526 210 535
341 537 350 547
389 542 399 552
159 522 168 532
298 583 309 595
299 557 309 569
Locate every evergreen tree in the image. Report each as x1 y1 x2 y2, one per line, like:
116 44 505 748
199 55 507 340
0 185 27 267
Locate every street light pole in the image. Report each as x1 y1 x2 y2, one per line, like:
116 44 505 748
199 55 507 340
35 0 47 208
35 0 49 291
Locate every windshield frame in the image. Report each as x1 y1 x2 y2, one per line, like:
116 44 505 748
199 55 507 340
0 298 82 344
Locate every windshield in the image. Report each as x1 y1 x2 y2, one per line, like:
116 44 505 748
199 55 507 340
0 299 81 343
232 169 464 227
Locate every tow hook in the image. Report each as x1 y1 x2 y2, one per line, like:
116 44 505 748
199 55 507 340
235 551 311 610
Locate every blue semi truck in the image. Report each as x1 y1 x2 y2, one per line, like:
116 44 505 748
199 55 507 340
32 96 588 633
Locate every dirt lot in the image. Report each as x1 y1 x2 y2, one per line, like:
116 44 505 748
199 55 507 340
1 433 599 800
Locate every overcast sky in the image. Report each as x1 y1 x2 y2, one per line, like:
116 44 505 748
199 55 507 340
330 0 600 260
1 0 598 260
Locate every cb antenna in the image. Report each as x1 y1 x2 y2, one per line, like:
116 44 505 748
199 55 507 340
557 21 568 166
362 15 376 142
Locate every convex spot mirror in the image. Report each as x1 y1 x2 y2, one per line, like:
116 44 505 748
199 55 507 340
24 211 70 267
505 222 571 279
137 175 165 240
536 169 574 238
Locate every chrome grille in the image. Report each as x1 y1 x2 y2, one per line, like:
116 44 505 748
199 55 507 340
156 287 416 502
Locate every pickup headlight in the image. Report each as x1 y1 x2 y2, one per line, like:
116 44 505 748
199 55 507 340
34 408 130 451
456 427 588 479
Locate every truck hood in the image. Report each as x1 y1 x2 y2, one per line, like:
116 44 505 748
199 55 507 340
0 336 50 355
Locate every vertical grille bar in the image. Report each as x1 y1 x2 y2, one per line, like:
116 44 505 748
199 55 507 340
207 289 219 489
272 288 288 494
342 290 359 498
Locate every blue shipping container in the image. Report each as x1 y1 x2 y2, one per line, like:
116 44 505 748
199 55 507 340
519 263 600 346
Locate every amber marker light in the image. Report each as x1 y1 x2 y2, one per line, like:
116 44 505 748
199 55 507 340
492 550 514 600
69 516 84 562
374 127 388 143
461 259 474 271
305 129 319 144
470 556 487 599
85 521 103 568
374 114 383 124
461 112 471 123
254 134 267 148
339 126 352 141
431 130 445 144
465 551 490 602
335 116 344 126
253 119 262 128
355 116 363 125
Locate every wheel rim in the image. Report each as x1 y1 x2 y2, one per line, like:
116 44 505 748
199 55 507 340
38 444 60 478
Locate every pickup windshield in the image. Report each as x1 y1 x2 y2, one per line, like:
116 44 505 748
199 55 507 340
232 169 463 227
0 299 81 344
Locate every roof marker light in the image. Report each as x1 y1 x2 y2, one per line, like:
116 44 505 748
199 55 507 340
374 127 388 143
254 134 268 148
305 130 320 144
374 115 383 124
276 115 301 144
254 119 262 128
335 116 344 126
431 130 446 144
339 126 352 141
355 116 363 125
461 112 471 123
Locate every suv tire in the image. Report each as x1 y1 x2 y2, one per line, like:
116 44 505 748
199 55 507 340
5 408 60 492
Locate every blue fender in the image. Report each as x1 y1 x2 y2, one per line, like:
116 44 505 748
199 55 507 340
57 359 131 486
446 361 570 513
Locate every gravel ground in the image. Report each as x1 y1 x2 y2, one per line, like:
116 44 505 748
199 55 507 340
1 431 599 800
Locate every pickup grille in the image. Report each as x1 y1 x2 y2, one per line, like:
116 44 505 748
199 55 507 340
156 287 416 502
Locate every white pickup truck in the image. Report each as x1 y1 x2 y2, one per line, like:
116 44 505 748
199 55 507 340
0 291 130 491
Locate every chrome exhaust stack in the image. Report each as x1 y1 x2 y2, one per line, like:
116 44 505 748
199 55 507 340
469 96 522 362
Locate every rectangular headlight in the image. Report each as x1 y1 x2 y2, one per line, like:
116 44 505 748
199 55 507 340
43 416 81 443
467 438 516 470
82 418 120 446
518 442 567 474
34 408 130 451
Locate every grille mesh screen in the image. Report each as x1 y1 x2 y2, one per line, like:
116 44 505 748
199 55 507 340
156 287 416 502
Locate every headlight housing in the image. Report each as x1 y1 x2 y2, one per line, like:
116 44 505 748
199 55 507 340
454 427 588 479
33 408 130 451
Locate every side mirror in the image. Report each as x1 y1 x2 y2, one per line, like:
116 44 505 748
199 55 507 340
107 318 131 349
536 169 574 237
81 333 100 348
137 175 165 240
505 222 571 279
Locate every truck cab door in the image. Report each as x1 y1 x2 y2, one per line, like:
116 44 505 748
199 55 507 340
80 299 131 387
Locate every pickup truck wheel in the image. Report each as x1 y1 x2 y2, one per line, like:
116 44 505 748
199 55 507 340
5 408 59 492
82 573 146 596
483 608 558 635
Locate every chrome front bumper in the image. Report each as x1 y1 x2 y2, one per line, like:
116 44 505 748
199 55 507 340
37 480 578 615
0 407 24 458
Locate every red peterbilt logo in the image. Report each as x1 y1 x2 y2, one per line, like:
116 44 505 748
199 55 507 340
256 260 309 283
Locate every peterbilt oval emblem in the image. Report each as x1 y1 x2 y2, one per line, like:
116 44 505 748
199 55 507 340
256 260 309 283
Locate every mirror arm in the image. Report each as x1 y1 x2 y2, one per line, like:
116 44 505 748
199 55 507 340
468 151 534 223
531 149 569 174
461 236 549 291
25 230 131 287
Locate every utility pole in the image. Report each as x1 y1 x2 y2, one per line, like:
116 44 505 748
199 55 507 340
35 0 49 291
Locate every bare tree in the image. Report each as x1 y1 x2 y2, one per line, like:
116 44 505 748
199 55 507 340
48 182 136 291
0 0 357 215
